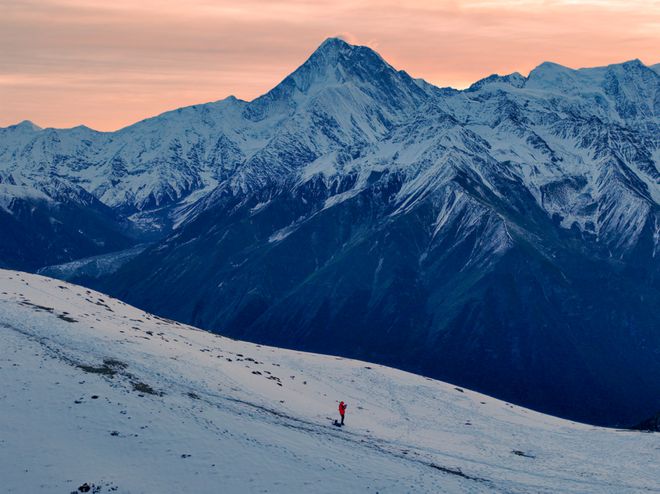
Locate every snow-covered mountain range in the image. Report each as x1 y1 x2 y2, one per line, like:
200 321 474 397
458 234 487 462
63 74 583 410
2 270 659 493
1 38 658 426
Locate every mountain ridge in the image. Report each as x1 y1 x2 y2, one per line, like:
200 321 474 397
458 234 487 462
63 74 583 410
5 38 655 131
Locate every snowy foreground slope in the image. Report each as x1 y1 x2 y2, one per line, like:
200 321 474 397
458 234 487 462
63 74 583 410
1 270 658 494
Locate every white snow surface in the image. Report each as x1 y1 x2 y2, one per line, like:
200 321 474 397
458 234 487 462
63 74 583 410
0 183 52 212
36 244 150 280
1 270 658 493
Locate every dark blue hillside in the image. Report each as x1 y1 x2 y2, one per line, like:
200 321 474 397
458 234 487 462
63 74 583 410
99 166 660 427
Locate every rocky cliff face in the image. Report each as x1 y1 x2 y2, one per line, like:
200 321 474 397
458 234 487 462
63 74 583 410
2 38 658 425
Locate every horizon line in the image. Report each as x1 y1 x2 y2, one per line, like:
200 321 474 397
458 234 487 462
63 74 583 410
4 38 658 133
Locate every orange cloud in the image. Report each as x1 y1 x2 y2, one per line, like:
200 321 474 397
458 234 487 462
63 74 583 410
1 0 658 130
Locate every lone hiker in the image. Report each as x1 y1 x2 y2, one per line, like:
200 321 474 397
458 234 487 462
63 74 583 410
338 401 347 425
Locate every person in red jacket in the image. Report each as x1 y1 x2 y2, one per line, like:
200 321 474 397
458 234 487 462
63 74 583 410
338 401 347 425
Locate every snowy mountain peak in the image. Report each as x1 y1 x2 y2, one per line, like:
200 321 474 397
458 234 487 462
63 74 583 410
530 60 568 72
526 59 659 87
620 58 645 69
303 37 388 74
525 61 576 88
251 38 408 100
314 36 354 56
601 58 659 80
467 71 526 91
605 58 660 85
7 120 42 132
242 37 430 126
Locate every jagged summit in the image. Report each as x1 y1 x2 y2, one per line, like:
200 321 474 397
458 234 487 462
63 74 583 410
308 37 391 72
248 37 396 101
7 120 42 132
525 61 577 88
243 37 431 122
467 71 526 91
313 36 356 56
526 58 659 80
523 58 660 106
529 60 569 72
620 58 645 68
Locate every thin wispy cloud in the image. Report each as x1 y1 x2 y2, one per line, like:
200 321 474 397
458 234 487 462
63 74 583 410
1 0 658 130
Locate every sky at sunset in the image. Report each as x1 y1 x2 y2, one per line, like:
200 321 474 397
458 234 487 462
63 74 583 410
1 0 659 131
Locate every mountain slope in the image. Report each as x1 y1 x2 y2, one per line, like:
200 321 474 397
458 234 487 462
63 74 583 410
0 182 135 271
96 41 659 426
2 39 659 426
0 39 439 269
1 270 659 493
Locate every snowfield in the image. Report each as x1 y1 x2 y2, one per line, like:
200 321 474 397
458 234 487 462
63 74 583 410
0 270 658 493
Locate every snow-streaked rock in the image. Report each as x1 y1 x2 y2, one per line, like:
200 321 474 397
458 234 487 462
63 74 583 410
0 39 656 256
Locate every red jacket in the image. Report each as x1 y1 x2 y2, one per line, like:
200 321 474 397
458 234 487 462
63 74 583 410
338 402 347 415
